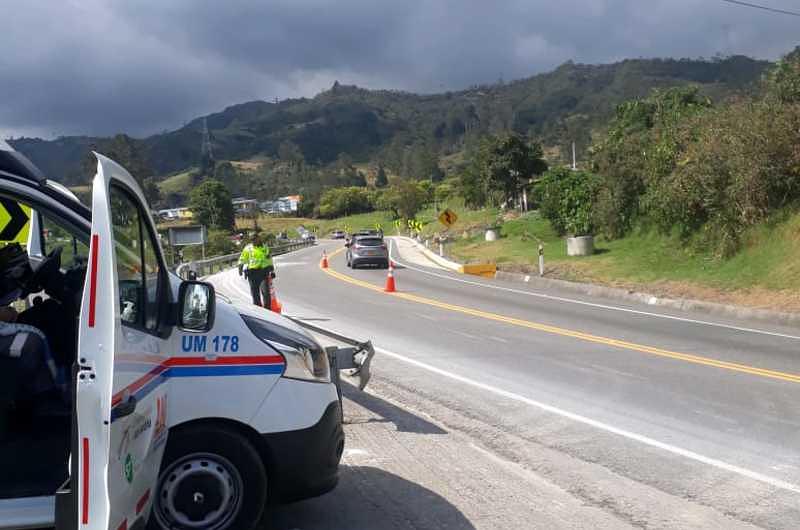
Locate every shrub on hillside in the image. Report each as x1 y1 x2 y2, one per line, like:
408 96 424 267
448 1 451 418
590 86 712 239
318 186 373 218
536 167 601 237
644 99 800 257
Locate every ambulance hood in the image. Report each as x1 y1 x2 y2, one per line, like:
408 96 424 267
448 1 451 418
231 300 320 343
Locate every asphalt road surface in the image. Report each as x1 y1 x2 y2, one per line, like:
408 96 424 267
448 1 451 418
209 238 800 529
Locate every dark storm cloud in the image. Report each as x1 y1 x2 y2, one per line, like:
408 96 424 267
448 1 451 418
1 0 798 138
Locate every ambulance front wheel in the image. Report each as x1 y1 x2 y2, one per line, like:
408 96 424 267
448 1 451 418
148 426 268 530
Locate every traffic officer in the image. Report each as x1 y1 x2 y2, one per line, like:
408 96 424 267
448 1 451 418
238 234 275 307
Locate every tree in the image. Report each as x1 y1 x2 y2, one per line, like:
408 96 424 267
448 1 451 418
189 179 234 230
375 165 388 188
278 141 305 168
142 177 162 207
395 181 425 219
375 181 425 220
462 133 547 208
459 157 490 209
765 46 800 103
318 187 372 218
482 134 548 207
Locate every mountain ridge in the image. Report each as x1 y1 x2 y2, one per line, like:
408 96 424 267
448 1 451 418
9 55 770 186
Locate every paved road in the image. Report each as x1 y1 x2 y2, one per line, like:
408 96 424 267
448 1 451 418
210 239 800 529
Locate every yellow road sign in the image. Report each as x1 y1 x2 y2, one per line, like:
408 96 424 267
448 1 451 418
0 199 30 246
438 208 458 227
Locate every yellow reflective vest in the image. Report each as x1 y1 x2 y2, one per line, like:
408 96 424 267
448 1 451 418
239 243 273 270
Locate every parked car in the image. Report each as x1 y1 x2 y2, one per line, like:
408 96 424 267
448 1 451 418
346 235 389 269
330 230 346 239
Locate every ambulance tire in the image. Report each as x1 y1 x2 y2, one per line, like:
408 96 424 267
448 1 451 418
148 426 267 530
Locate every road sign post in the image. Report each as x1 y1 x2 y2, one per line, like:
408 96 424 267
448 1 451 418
538 244 544 277
168 225 208 266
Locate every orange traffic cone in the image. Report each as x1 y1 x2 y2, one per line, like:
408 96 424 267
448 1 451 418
321 250 329 268
384 264 396 293
269 281 282 314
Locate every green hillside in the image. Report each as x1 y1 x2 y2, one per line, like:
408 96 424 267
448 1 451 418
9 55 769 185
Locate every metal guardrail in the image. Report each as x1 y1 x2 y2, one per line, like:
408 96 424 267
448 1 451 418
176 239 316 279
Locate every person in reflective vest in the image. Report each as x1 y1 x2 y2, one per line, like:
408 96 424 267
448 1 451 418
238 234 274 306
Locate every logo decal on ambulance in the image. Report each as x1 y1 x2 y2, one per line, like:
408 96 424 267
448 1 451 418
124 454 135 484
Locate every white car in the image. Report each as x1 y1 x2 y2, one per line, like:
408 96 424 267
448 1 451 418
0 140 372 530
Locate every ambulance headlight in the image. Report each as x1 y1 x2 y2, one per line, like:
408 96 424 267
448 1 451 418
241 315 330 382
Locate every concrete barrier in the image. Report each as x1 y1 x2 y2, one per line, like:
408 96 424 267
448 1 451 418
397 236 498 278
566 236 594 256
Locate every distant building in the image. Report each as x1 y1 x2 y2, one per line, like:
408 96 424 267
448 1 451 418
259 195 301 215
232 197 259 217
280 195 301 211
158 207 193 220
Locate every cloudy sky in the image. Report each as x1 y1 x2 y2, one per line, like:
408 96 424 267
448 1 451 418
2 0 798 139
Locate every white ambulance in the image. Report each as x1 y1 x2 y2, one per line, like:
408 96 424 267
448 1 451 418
0 141 372 530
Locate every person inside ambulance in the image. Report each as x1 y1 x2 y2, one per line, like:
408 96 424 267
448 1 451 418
0 242 77 425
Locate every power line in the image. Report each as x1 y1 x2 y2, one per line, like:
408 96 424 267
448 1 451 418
720 0 800 17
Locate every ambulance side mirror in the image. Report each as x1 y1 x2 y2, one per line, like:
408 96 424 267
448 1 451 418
178 281 216 332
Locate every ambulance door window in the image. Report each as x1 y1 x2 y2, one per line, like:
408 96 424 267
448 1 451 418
141 226 162 330
41 214 89 269
110 185 162 333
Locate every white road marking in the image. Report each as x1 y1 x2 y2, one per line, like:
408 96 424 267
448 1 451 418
272 261 309 267
387 239 800 341
210 264 800 495
373 344 800 495
344 448 370 457
451 330 479 340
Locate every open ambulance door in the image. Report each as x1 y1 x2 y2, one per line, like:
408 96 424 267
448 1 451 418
65 153 169 530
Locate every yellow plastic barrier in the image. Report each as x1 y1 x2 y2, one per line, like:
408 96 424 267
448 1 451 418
459 263 497 278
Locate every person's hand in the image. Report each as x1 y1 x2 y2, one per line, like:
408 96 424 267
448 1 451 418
0 306 18 323
238 264 243 277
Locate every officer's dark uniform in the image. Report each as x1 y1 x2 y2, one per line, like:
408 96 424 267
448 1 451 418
0 244 69 422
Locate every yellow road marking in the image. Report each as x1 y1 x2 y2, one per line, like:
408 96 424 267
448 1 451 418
322 247 800 384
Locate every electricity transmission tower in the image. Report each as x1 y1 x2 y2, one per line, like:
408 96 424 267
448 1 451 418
200 117 216 176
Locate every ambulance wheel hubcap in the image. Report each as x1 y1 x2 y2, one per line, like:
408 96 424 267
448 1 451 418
155 453 243 529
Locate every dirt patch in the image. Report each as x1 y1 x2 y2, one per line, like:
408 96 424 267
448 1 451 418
230 160 263 171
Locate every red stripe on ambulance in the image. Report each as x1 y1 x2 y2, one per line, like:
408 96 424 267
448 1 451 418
81 437 90 524
88 234 99 327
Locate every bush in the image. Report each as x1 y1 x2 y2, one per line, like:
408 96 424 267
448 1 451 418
644 100 800 257
373 181 426 219
590 86 711 238
536 167 601 236
318 186 373 218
